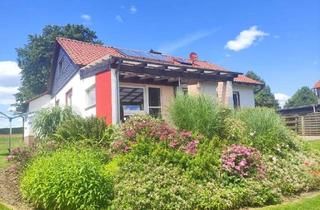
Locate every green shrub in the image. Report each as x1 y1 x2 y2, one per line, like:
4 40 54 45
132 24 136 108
32 106 76 139
223 117 247 142
54 116 119 148
194 180 280 209
111 160 197 210
265 152 320 196
235 107 297 153
169 93 229 138
20 147 113 209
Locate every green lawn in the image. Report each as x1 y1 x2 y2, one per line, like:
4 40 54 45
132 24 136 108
0 203 11 210
0 134 24 169
308 139 320 151
257 194 320 210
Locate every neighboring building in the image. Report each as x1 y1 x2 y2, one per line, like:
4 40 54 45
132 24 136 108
24 37 262 141
278 80 320 116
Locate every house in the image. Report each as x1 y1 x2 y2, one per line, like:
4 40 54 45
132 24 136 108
23 37 262 143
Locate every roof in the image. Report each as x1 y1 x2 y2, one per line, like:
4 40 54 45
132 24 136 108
56 37 261 85
24 91 49 103
314 80 320 89
234 75 263 85
57 37 121 66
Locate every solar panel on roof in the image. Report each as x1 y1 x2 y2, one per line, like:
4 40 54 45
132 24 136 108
118 48 170 62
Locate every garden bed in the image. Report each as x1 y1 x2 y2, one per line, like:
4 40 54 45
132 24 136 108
2 96 320 209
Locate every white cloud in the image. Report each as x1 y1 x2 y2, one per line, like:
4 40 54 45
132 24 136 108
0 86 18 95
158 29 217 53
0 61 21 77
129 5 137 14
115 15 124 23
225 26 269 51
81 14 91 21
274 93 290 108
0 86 18 105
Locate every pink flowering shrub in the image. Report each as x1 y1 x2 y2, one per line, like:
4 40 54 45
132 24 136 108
116 115 203 155
221 144 266 178
7 147 33 168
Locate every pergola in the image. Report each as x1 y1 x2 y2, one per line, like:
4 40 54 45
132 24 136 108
80 55 242 86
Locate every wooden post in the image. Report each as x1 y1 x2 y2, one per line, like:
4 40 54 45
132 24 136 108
301 116 305 136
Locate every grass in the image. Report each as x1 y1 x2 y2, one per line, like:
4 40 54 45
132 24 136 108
0 203 11 210
307 139 320 151
256 193 320 210
0 134 24 169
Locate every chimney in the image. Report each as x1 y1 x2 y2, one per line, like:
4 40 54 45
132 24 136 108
189 52 198 63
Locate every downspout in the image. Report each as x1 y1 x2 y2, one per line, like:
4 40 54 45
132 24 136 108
254 83 265 94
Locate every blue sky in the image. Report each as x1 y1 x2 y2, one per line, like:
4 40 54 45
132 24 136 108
0 0 319 126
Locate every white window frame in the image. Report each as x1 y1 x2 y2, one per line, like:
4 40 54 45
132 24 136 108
119 84 162 116
85 85 96 110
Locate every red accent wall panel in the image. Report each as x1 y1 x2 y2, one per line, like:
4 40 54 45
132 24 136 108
96 70 112 124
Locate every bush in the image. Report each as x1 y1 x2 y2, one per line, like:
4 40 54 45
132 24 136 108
20 147 113 209
32 106 76 139
221 144 266 178
169 93 228 138
235 107 298 153
116 114 204 156
54 116 119 148
265 151 320 196
111 160 197 210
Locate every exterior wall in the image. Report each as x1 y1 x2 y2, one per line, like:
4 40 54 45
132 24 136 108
232 84 255 108
52 71 96 117
188 81 255 108
96 70 113 124
216 81 233 106
24 94 52 145
188 82 218 100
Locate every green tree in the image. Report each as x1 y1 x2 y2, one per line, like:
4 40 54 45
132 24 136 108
245 71 279 109
284 86 318 108
15 24 102 110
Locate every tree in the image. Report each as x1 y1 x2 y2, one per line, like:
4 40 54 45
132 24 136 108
245 71 279 109
15 24 102 109
284 86 318 108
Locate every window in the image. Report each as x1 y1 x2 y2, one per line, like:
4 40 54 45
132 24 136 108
120 87 144 121
233 91 240 108
148 87 161 118
65 88 72 107
86 85 96 108
55 99 59 106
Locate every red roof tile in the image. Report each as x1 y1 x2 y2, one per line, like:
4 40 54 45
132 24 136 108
314 80 320 89
57 37 121 66
234 75 263 85
56 37 262 85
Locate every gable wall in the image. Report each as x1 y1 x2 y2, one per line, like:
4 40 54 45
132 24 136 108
52 48 80 96
232 83 255 107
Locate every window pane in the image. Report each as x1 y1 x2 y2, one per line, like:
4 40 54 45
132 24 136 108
148 88 160 106
120 87 144 120
233 91 240 108
86 86 96 107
